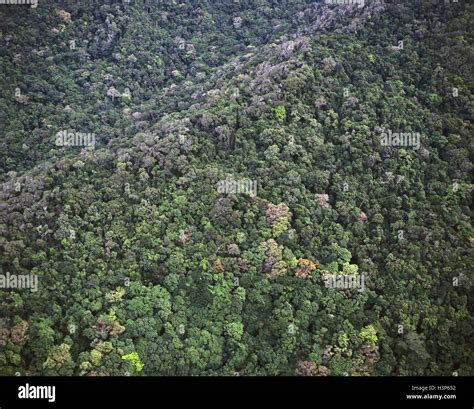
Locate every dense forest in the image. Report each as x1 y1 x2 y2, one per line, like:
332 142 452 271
0 0 472 377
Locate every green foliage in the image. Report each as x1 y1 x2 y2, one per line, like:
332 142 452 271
0 0 471 377
225 322 244 341
121 352 145 374
360 325 378 345
275 105 287 123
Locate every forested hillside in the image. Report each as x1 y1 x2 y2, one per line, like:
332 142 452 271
0 0 472 376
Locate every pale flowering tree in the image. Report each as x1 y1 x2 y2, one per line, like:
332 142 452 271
106 86 121 102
